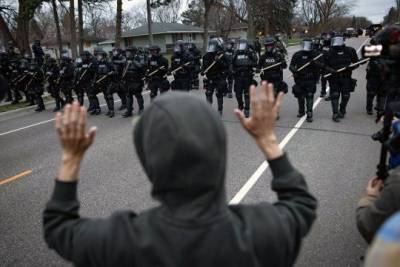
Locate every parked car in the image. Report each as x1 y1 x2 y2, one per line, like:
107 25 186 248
344 28 358 38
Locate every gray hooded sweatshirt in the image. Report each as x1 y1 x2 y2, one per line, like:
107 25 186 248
43 92 317 267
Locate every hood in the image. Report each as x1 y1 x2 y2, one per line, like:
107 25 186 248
134 92 228 221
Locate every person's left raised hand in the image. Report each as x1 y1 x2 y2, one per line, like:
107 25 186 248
55 101 96 182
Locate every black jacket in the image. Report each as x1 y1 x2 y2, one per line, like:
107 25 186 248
43 92 317 267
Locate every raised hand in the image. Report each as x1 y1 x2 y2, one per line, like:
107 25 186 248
235 81 284 160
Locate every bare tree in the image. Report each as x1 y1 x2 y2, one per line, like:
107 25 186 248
123 6 147 30
78 0 83 54
69 0 77 58
153 0 181 23
115 0 122 48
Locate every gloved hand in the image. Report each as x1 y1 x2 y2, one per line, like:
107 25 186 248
289 66 297 73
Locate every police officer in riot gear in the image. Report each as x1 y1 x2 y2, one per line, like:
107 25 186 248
31 40 45 66
170 40 193 91
75 51 97 110
365 40 385 116
186 42 201 90
324 35 359 122
232 39 257 118
0 51 13 102
319 33 332 100
122 46 146 117
289 38 323 123
26 59 45 112
59 50 75 105
224 40 235 98
202 38 229 115
258 37 288 97
12 54 32 105
93 48 115 117
45 57 65 111
111 48 127 110
146 45 169 100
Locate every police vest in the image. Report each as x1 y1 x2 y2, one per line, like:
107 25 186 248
97 63 109 75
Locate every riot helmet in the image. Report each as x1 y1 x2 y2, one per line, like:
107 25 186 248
80 51 92 63
125 46 138 58
149 45 161 57
331 36 345 47
301 39 313 51
226 39 235 50
94 48 107 62
113 48 123 57
237 39 249 52
173 40 185 54
61 49 70 60
207 38 223 53
264 37 276 53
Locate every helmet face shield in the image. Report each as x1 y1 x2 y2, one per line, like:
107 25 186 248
302 40 313 51
331 36 344 47
207 43 217 53
173 45 182 53
75 57 82 64
238 42 247 51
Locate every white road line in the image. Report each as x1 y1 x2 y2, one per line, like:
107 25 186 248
229 90 326 204
230 38 370 205
0 91 150 137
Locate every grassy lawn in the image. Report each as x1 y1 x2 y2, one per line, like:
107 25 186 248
0 95 53 113
287 37 302 47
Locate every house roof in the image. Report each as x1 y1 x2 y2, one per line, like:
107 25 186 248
98 39 115 45
122 22 215 38
230 23 248 30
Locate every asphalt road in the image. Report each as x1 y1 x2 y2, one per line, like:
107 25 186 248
0 37 381 266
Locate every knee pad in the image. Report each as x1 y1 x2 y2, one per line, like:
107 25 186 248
205 90 213 97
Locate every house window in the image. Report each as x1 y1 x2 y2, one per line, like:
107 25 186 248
172 33 184 42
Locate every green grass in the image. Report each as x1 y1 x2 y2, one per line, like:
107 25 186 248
287 37 302 47
0 95 53 113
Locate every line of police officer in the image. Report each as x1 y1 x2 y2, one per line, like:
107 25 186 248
0 35 371 123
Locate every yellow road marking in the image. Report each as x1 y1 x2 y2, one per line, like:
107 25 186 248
0 170 32 186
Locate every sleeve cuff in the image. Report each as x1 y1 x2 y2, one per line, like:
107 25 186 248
268 153 295 178
51 179 78 202
357 195 377 208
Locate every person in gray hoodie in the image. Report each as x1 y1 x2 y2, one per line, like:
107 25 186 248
43 82 317 267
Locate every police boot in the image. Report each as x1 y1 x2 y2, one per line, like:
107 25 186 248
217 97 223 115
306 112 313 123
297 98 305 117
137 95 144 113
53 99 61 112
376 96 386 116
332 113 340 122
117 91 126 110
366 93 374 115
35 97 45 112
77 95 84 106
106 99 115 118
90 98 101 115
339 95 350 119
244 109 250 118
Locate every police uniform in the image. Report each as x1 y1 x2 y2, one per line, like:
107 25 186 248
122 47 146 117
232 40 258 118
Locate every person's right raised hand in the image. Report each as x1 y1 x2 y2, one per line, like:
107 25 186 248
235 81 284 160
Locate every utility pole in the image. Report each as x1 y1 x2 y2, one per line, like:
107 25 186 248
146 0 154 45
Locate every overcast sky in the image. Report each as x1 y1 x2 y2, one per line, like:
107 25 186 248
121 0 394 24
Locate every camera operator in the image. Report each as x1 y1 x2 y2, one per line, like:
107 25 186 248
356 25 400 244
